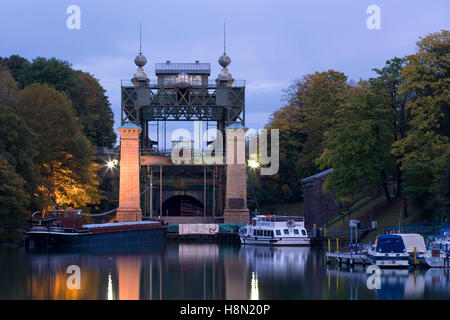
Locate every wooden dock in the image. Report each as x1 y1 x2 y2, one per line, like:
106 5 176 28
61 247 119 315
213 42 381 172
326 252 370 266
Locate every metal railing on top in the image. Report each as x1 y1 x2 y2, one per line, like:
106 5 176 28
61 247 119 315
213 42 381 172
121 79 245 88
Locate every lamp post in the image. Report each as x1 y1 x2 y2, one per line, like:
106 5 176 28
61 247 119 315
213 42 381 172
247 159 261 214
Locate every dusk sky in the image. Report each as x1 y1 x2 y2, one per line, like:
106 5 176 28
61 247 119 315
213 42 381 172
1 0 449 144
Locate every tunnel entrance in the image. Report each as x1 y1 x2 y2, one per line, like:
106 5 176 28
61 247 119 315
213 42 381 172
161 195 204 216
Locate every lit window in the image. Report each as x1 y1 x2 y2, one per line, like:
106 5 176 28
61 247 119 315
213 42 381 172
189 75 202 86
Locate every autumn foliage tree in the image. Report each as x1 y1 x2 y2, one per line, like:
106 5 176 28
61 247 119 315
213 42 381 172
17 83 103 213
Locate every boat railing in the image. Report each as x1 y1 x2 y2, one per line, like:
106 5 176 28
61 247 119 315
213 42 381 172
255 215 305 222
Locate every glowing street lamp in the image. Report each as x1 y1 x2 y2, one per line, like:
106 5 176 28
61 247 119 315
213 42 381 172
105 159 118 170
248 159 260 169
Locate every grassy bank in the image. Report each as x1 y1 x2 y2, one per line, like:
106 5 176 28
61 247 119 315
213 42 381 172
325 195 424 243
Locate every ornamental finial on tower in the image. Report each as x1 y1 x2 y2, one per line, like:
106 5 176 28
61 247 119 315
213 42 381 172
216 22 234 86
132 22 149 87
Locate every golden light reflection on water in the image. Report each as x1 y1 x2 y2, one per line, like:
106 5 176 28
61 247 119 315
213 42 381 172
29 256 101 300
117 255 142 300
107 273 113 300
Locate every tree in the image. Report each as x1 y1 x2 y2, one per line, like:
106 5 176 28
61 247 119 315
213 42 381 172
17 83 103 212
438 160 450 221
290 70 350 178
393 30 450 210
0 63 19 106
0 105 39 198
370 58 406 197
318 82 396 203
262 70 350 203
4 55 117 147
3 55 33 89
264 104 305 202
0 156 29 241
71 71 117 148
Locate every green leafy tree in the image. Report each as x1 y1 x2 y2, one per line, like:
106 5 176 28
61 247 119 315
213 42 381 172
370 58 406 197
318 82 396 203
262 70 349 203
3 55 33 89
71 71 117 148
4 55 116 147
264 104 305 202
289 70 350 178
0 105 39 198
0 156 29 241
438 160 450 221
393 30 450 210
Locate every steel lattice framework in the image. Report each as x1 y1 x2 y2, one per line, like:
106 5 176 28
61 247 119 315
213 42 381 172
121 85 245 125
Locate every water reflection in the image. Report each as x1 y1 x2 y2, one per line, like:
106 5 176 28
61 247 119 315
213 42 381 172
326 265 450 299
117 255 141 300
1 244 450 299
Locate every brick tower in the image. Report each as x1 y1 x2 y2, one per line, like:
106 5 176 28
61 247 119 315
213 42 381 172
116 123 142 222
223 123 250 224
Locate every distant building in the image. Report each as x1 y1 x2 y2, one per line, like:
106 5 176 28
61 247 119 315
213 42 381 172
301 168 341 230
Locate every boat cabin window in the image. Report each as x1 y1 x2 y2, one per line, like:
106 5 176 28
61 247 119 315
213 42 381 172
275 230 281 236
284 229 289 235
376 237 406 253
252 220 256 226
293 229 299 235
301 229 306 236
259 230 273 237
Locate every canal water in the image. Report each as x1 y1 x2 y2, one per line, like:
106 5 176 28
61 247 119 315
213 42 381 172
0 243 449 300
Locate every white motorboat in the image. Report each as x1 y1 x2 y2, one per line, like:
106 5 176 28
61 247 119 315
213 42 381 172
397 233 427 265
424 229 450 268
424 248 450 268
238 215 310 246
368 234 410 267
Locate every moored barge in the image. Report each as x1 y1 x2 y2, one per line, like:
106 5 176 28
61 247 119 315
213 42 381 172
26 210 167 250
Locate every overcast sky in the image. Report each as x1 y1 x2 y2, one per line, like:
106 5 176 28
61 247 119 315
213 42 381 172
1 0 449 142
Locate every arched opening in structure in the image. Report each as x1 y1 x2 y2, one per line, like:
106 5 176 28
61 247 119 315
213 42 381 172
161 195 204 216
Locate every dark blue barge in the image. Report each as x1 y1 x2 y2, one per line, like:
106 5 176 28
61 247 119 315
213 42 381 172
26 211 167 250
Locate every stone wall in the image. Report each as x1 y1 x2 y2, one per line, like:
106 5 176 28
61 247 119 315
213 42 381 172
301 169 341 230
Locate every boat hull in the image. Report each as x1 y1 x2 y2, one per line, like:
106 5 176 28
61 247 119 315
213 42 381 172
424 251 450 268
27 227 166 251
368 253 410 267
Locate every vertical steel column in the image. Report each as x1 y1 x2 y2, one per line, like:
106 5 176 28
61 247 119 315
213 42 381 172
212 166 216 221
150 165 153 218
204 165 206 218
157 121 159 151
159 165 162 218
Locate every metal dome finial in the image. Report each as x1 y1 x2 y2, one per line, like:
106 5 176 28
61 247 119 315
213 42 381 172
218 22 231 68
134 22 147 68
